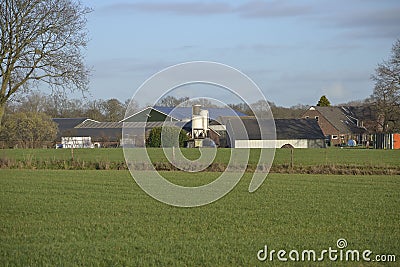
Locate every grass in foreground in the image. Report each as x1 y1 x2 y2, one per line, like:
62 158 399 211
0 170 399 266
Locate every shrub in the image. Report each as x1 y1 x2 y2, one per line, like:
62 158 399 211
0 112 57 148
146 127 189 147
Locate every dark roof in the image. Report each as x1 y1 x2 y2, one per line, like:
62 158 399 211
226 117 325 140
72 121 190 141
76 120 187 129
275 119 325 139
314 107 349 133
313 106 367 134
52 118 90 132
68 128 122 141
121 106 247 122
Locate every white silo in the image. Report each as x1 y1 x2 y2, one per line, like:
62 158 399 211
192 105 209 139
192 105 203 138
200 109 209 137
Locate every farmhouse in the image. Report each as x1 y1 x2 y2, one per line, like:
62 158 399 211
301 106 368 146
224 117 326 148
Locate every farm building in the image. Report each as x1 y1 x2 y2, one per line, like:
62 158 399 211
224 117 326 148
53 118 123 147
50 105 399 149
120 105 247 147
52 118 92 137
53 106 248 147
52 106 330 148
301 106 368 146
60 136 94 149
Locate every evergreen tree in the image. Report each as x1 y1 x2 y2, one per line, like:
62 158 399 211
317 95 331 106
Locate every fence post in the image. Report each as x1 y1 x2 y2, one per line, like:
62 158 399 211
290 148 294 169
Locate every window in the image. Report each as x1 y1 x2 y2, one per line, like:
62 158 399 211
315 116 319 121
305 116 309 119
332 135 338 139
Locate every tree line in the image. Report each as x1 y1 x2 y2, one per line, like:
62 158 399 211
0 92 139 148
5 91 138 122
157 95 309 119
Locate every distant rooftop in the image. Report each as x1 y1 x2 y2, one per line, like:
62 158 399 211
52 118 91 131
310 106 367 134
226 117 325 140
122 106 248 122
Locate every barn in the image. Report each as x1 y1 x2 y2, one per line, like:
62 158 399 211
225 117 326 148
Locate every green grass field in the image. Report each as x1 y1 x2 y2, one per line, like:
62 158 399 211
1 170 399 266
1 147 400 167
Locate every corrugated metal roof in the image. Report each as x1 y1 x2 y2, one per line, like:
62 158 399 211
226 117 325 140
75 120 186 129
122 106 247 122
157 106 247 121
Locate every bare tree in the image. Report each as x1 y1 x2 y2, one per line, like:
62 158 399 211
101 98 125 122
371 39 400 132
157 96 190 107
187 98 220 108
0 0 91 124
228 103 253 115
124 98 139 118
250 99 274 118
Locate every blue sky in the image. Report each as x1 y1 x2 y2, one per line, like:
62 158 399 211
80 0 400 107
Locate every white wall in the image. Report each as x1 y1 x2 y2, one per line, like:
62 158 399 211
234 139 309 148
61 136 93 148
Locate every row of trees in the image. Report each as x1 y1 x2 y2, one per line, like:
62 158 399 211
157 96 309 119
5 91 138 122
6 90 313 121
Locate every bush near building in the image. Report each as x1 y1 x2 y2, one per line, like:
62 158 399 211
146 126 189 147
